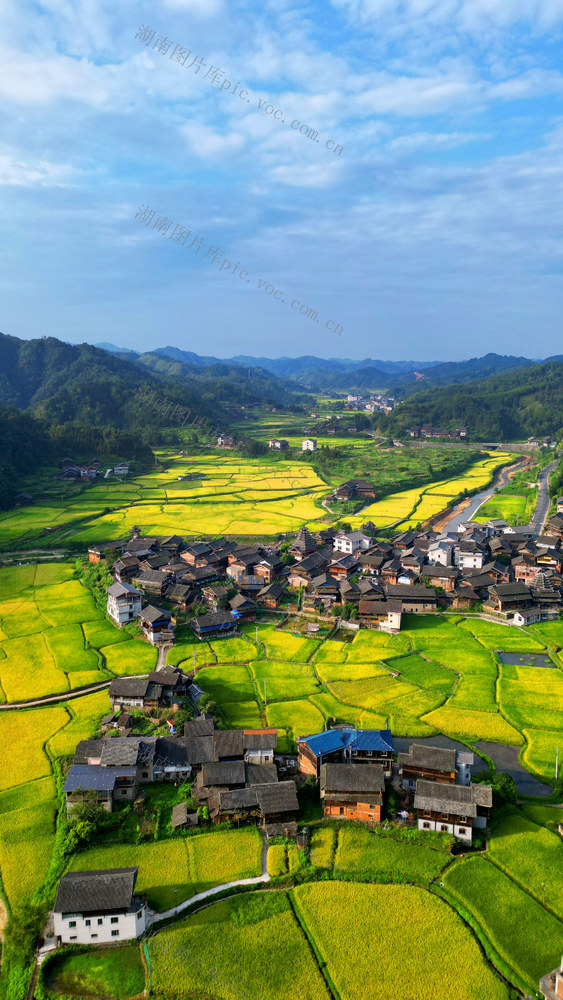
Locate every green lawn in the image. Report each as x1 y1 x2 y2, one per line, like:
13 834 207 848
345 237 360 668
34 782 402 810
44 946 144 1000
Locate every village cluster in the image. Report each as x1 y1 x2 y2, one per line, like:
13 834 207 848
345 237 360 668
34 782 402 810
45 491 563 962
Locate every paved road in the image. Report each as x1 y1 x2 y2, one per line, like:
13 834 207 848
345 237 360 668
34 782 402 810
530 460 558 535
440 459 525 533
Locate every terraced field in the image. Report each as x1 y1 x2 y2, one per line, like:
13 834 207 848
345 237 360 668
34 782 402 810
348 453 511 529
186 613 561 769
0 563 156 702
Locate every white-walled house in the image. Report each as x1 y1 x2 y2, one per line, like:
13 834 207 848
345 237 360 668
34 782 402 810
333 531 372 555
302 439 317 451
53 868 147 945
107 582 142 625
414 780 492 844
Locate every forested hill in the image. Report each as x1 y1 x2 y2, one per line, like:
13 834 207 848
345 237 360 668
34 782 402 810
0 332 304 428
377 360 563 440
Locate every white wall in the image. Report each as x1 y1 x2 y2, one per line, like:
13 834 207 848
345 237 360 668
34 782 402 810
54 905 146 944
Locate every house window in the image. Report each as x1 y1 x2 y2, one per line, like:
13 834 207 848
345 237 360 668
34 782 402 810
97 918 103 925
458 828 467 835
441 813 449 820
110 917 119 924
85 919 91 926
423 822 431 829
339 807 344 815
440 824 449 832
90 934 98 939
142 771 149 778
459 815 467 823
70 936 77 941
69 921 76 928
137 910 143 918
111 930 120 937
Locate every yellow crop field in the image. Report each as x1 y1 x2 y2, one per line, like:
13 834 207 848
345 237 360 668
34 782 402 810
0 776 57 908
293 882 509 1000
423 705 524 743
349 453 511 530
48 689 110 758
0 705 68 791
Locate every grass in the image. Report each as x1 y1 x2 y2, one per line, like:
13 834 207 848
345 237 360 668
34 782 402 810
266 699 325 743
44 946 145 1000
521 727 562 779
69 827 262 911
100 638 158 675
443 855 563 991
521 803 563 832
47 689 109 758
309 827 336 868
333 824 453 883
293 881 509 1000
148 891 330 1000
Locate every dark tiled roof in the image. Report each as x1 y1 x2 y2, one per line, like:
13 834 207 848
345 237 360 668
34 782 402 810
192 611 235 628
55 868 138 914
243 730 278 750
200 760 246 786
213 730 245 758
108 677 151 699
139 604 171 623
245 764 278 785
183 736 216 765
64 764 137 792
320 763 385 794
171 803 199 828
414 779 491 816
254 780 299 815
184 716 216 738
397 744 456 773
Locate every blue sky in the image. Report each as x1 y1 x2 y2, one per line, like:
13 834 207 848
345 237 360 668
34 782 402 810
1 0 563 361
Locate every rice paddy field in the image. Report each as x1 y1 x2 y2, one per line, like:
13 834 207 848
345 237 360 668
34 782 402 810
68 827 262 911
148 882 509 1000
0 563 156 702
348 452 511 529
0 687 109 913
189 613 561 771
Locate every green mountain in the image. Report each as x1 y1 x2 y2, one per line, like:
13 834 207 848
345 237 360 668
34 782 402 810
378 360 563 440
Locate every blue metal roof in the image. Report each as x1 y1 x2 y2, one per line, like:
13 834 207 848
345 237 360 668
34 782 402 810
298 728 393 757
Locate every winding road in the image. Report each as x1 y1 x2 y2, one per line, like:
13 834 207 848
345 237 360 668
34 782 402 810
440 457 557 535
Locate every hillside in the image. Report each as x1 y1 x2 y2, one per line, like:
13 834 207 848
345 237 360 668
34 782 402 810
377 360 563 440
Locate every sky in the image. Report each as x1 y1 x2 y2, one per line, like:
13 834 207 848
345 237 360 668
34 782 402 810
1 1 563 361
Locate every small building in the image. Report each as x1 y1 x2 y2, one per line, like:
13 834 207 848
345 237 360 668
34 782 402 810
53 868 146 945
257 582 285 608
333 531 373 555
229 593 257 620
298 727 394 778
138 605 175 645
384 584 437 613
268 439 289 450
106 582 142 626
114 462 130 476
63 764 138 812
190 611 238 640
397 744 474 790
414 779 492 843
358 599 402 632
301 438 317 451
320 763 385 824
108 676 163 712
171 803 199 831
513 605 558 626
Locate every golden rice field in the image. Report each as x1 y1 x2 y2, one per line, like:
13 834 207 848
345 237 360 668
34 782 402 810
0 563 156 702
349 452 511 528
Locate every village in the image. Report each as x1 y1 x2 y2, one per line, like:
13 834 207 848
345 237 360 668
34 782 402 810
32 475 563 1000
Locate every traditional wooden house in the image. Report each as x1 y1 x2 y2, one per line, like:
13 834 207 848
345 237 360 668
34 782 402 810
384 584 437 613
414 779 492 843
138 605 175 644
397 744 473 790
358 598 402 632
190 611 238 640
319 763 384 824
298 727 394 778
256 582 285 608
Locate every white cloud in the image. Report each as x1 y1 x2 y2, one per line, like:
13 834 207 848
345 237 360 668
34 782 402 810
162 0 224 14
180 121 246 156
0 152 74 185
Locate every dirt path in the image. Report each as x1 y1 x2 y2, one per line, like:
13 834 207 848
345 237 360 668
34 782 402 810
0 680 111 710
